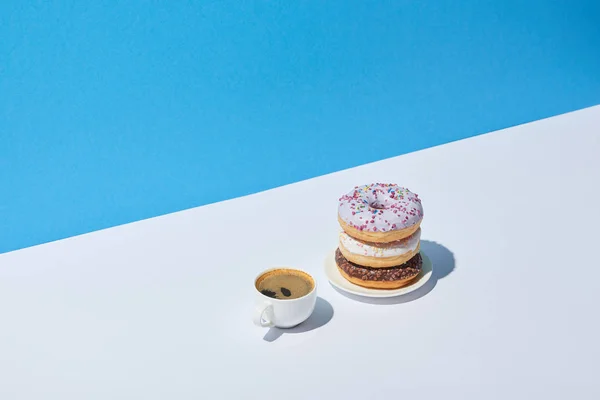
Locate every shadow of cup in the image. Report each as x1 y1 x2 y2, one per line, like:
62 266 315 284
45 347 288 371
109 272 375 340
263 297 334 342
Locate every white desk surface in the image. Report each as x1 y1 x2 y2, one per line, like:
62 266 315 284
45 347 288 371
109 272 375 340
2 106 600 399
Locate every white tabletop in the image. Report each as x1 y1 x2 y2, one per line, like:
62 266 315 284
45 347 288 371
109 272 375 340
2 106 600 399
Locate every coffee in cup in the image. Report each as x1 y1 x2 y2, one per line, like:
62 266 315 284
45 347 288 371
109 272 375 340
256 269 314 300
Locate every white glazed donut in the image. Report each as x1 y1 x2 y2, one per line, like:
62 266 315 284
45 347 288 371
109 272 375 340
338 183 423 243
338 228 421 268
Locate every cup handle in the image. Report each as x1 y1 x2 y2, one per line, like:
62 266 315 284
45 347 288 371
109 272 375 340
253 304 275 327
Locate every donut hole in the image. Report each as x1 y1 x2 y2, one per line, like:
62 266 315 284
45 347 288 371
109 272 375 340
369 201 386 210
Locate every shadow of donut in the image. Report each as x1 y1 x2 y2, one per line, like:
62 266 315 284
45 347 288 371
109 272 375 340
332 240 455 305
263 297 334 342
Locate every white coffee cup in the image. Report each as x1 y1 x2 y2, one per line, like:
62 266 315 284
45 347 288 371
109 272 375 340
253 267 317 329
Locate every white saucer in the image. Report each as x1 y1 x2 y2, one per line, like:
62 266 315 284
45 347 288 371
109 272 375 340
324 250 433 298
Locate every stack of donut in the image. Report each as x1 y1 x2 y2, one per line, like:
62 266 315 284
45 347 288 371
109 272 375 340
336 183 424 289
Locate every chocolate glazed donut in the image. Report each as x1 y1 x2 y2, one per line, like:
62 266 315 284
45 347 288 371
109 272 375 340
335 248 422 289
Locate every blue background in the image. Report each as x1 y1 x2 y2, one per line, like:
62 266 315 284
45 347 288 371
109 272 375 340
1 1 599 254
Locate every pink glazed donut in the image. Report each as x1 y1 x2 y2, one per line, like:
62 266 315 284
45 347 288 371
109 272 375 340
338 183 423 243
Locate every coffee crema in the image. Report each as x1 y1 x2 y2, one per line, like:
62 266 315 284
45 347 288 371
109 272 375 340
256 269 314 300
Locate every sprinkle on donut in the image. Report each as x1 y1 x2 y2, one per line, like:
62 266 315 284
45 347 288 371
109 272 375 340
338 183 423 233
